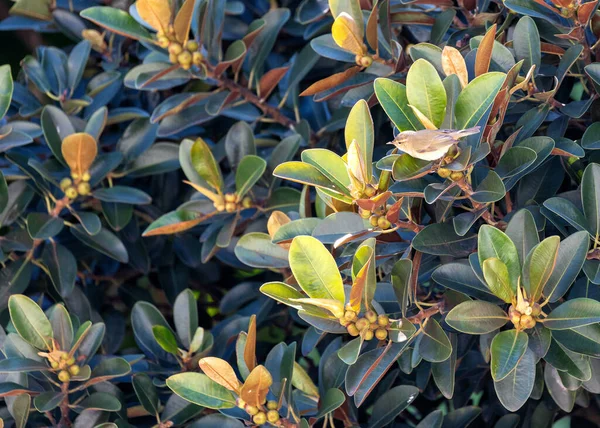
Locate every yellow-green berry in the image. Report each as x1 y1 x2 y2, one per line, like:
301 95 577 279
267 410 280 423
344 310 357 322
267 400 278 410
363 330 374 341
65 187 78 199
369 215 379 227
168 42 183 55
359 56 373 67
237 398 246 409
186 40 199 51
50 361 59 369
377 315 389 327
437 168 451 179
66 356 75 365
225 193 237 202
193 51 204 65
450 171 464 181
242 196 252 208
82 172 91 182
377 217 391 229
77 182 91 196
355 318 369 331
375 328 388 341
347 323 360 336
60 177 72 190
157 36 169 48
365 311 377 323
225 202 237 212
68 365 80 376
364 186 376 197
58 370 70 382
359 208 371 219
253 412 267 425
178 50 192 66
245 405 259 416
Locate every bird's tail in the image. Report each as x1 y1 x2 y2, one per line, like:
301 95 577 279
451 126 481 138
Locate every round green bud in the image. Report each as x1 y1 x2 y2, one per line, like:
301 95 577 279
267 400 278 410
60 177 72 190
186 40 199 51
65 187 78 199
68 365 80 376
77 182 91 196
437 168 451 179
377 217 391 229
267 410 280 423
58 370 70 382
245 405 259 416
168 42 183 55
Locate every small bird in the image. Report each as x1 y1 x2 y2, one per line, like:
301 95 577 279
388 126 481 161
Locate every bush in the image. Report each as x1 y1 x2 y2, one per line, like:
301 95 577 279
0 0 600 426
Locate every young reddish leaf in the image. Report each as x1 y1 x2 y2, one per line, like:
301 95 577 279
332 13 366 55
244 315 257 373
61 133 98 177
300 66 361 97
355 191 392 212
240 365 272 407
199 357 242 392
173 0 195 43
366 4 379 52
136 0 171 33
541 42 566 55
475 24 497 77
258 66 290 99
441 46 468 88
578 1 598 25
349 254 373 312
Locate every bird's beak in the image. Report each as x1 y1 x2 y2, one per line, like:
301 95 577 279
386 141 395 145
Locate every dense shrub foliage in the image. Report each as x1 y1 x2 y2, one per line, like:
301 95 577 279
1 0 600 426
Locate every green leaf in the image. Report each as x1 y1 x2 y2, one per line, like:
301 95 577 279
413 223 477 257
288 236 345 303
235 232 289 269
454 72 505 129
513 17 541 75
70 225 128 263
273 162 348 197
392 154 433 182
8 294 53 350
133 374 160 416
544 298 600 330
301 149 352 195
190 138 223 192
93 186 152 205
0 358 50 372
235 155 266 198
26 212 64 239
523 236 559 302
373 78 421 132
482 258 515 303
471 171 505 203
9 392 30 428
391 259 412 318
260 282 329 318
167 373 236 409
80 392 122 412
553 324 600 357
494 348 535 412
34 392 64 412
80 7 154 42
418 318 452 363
582 163 600 237
505 209 539 266
314 388 345 419
89 357 131 385
478 225 520 293
406 59 446 128
0 171 7 213
41 105 74 165
0 64 13 119
445 301 508 334
544 364 576 412
368 385 419 428
490 330 528 381
344 99 374 180
431 334 457 399
173 289 198 350
152 325 179 355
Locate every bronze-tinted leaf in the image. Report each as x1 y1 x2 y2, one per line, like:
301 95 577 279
173 0 195 43
61 133 98 176
244 315 257 373
475 24 496 77
258 66 290 100
136 0 171 33
199 357 241 392
240 365 272 407
300 66 361 97
441 46 468 88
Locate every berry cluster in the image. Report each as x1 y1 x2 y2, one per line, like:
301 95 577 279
238 398 281 426
156 27 203 70
359 204 392 230
436 146 465 181
213 192 253 213
339 309 390 341
60 171 91 200
47 351 80 383
508 302 541 330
